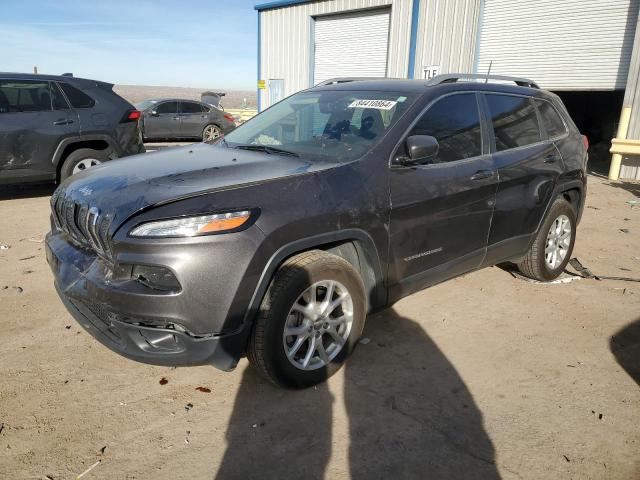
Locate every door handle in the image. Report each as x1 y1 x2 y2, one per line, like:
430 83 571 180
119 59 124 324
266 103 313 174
52 119 72 125
470 170 495 181
544 154 558 163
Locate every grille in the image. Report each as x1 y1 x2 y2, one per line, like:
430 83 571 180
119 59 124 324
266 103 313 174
72 299 123 344
50 189 112 258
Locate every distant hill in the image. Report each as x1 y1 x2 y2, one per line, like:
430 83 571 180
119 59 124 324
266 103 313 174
114 84 257 110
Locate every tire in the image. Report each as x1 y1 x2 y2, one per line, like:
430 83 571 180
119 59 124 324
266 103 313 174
517 197 577 281
59 148 110 181
202 124 222 143
247 250 366 389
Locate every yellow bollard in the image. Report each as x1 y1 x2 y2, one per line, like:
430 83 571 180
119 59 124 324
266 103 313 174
609 106 632 180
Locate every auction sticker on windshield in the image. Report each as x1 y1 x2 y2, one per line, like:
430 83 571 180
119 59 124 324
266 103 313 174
348 99 398 110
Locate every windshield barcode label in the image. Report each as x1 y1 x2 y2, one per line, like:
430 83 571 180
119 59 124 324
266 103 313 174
348 99 397 110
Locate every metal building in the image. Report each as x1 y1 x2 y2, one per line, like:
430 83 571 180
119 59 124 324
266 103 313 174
255 0 640 180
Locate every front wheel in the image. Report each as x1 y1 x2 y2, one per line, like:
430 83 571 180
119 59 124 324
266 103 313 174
247 250 366 389
517 198 577 281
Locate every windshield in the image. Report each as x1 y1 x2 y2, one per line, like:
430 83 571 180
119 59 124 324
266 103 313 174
135 100 158 111
224 90 417 162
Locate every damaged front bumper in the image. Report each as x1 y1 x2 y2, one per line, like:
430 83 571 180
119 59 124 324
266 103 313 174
45 232 246 371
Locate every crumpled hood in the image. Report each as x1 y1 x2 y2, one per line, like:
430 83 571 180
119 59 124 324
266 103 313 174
55 142 337 231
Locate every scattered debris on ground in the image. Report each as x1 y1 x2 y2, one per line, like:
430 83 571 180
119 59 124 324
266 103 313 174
195 387 211 393
2 286 23 293
359 337 371 345
185 403 193 412
0 244 10 250
159 377 168 385
76 460 101 479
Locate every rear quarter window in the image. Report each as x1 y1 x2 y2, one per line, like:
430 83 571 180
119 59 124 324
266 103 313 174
535 99 567 138
59 82 95 108
485 94 541 151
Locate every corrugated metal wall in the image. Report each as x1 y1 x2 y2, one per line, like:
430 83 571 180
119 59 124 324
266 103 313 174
259 0 413 110
476 0 640 90
412 0 480 78
620 9 640 180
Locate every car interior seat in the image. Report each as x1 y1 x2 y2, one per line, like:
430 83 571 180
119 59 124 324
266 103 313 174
358 108 385 140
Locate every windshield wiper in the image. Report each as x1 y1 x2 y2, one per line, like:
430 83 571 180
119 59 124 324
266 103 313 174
234 144 299 157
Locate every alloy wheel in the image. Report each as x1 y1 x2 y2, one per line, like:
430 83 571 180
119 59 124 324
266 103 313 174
283 280 354 371
545 214 572 269
203 125 222 142
72 158 101 175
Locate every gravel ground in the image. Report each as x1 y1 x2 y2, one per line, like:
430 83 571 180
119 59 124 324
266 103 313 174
0 174 638 480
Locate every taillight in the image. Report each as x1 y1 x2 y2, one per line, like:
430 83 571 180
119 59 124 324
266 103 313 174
223 112 235 123
582 135 589 151
121 110 141 123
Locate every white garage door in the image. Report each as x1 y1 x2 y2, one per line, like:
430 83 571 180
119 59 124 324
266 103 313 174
313 9 390 86
476 0 640 90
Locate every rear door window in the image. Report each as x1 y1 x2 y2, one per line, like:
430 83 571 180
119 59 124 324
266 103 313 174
485 94 541 151
59 83 95 108
156 101 178 114
535 99 567 138
0 80 52 112
181 102 203 114
407 93 483 163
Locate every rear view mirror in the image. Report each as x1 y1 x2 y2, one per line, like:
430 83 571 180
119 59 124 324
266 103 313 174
394 135 439 166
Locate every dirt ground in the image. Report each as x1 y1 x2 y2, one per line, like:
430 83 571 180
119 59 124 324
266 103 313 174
0 173 639 480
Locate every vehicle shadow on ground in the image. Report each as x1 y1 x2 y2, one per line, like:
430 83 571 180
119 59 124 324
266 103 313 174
611 318 640 386
0 183 55 200
215 309 500 479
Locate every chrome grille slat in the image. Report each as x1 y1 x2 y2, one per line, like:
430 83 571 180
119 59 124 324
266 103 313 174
51 190 112 259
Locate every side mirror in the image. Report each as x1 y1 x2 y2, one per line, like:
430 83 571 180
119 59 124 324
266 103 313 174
150 110 158 117
394 135 439 166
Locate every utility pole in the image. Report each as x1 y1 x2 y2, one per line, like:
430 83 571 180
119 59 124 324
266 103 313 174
33 66 38 74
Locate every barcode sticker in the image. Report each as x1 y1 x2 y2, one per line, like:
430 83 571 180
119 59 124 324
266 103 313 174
348 99 398 110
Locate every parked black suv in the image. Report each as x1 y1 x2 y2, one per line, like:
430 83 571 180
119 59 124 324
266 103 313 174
0 73 144 185
46 74 588 388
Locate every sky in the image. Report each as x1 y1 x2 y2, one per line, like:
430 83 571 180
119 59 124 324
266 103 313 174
0 0 258 89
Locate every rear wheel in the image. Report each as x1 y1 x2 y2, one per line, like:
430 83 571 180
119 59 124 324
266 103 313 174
517 198 577 281
59 148 110 181
247 250 366 388
202 124 222 142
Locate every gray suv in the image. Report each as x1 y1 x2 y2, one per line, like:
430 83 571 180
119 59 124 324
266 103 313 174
46 74 588 389
0 73 144 185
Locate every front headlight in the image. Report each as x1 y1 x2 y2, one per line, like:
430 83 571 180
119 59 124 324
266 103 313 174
129 210 251 238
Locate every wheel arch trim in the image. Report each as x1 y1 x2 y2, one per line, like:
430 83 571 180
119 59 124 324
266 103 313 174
52 135 121 167
242 229 386 330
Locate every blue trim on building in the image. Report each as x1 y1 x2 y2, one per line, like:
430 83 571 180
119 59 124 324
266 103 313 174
257 10 261 112
406 0 421 78
255 0 312 11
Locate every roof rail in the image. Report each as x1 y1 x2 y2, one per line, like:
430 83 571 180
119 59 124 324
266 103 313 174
316 77 386 86
427 73 539 89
